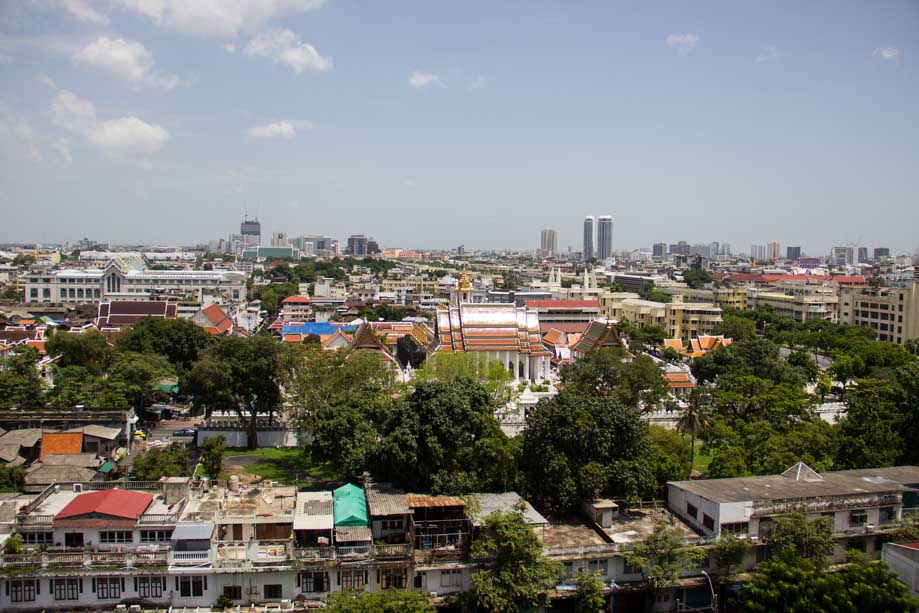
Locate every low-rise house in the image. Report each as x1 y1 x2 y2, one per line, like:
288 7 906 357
191 304 234 335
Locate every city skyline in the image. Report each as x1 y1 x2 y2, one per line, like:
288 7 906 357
0 2 917 254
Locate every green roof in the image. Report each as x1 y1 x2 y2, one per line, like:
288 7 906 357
98 461 115 473
333 483 368 527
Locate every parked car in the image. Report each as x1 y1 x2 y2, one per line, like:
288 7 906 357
173 428 197 437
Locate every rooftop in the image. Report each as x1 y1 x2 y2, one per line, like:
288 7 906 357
56 489 154 520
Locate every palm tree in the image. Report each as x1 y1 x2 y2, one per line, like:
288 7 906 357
677 385 712 476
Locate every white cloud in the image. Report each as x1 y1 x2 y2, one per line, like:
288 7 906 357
116 0 327 38
666 33 699 56
222 43 236 54
469 75 488 91
74 36 179 91
874 47 901 62
754 47 779 63
0 111 43 162
409 71 444 89
244 30 332 73
403 179 416 188
48 0 111 25
50 138 72 165
247 120 311 139
87 116 169 156
50 88 169 157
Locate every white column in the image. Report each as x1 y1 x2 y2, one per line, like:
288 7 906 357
524 356 531 382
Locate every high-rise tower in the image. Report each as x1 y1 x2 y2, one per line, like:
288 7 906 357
583 216 595 260
597 215 613 260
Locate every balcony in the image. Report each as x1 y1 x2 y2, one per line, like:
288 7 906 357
2 549 169 569
336 544 371 560
168 550 212 566
374 542 412 560
214 540 293 567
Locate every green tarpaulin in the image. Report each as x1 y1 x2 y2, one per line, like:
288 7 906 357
333 483 368 527
98 461 114 473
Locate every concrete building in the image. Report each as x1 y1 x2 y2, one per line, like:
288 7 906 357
669 241 690 256
832 246 855 267
583 216 594 260
240 215 261 246
539 229 558 257
766 241 781 261
875 247 891 260
597 215 613 260
599 293 723 339
658 285 748 311
652 242 667 258
786 246 802 261
857 247 869 264
745 284 839 323
346 235 369 256
269 232 288 247
838 281 919 345
22 258 247 305
750 244 766 261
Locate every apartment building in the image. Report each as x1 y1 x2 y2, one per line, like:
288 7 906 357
658 285 747 311
600 292 722 339
22 258 247 305
668 464 919 564
838 281 919 345
745 284 839 323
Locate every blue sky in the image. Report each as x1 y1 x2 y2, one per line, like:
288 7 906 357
1 1 917 255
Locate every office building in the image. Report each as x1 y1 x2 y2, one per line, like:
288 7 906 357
270 232 287 247
240 215 261 246
786 246 802 261
599 293 722 339
669 241 690 256
652 243 667 258
346 235 369 256
597 215 613 260
745 285 839 323
750 244 767 261
367 238 380 255
857 247 869 264
540 229 558 257
875 247 891 260
838 281 919 345
583 216 594 260
766 241 781 261
831 246 854 267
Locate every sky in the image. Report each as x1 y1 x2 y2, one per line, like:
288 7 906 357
0 1 917 256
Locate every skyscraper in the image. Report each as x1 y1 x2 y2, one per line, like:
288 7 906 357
240 215 261 246
652 243 667 258
751 244 767 261
831 246 854 266
874 247 890 260
767 241 781 260
346 235 369 256
597 215 613 260
583 216 594 260
786 246 802 261
540 229 558 257
857 247 868 263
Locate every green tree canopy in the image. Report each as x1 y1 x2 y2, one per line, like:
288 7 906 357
45 329 113 374
117 317 212 373
131 443 189 480
624 523 705 592
470 507 562 613
560 347 668 410
326 590 434 612
415 352 514 404
0 346 45 407
766 510 835 569
199 435 225 479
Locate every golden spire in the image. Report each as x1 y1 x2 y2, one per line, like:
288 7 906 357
458 266 473 290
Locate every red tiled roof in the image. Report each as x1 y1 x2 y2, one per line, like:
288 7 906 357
25 340 46 355
539 322 589 335
40 432 83 460
282 295 311 304
200 304 232 334
525 300 600 309
55 489 153 521
407 494 465 508
713 272 867 285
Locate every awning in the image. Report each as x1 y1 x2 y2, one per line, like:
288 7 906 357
98 461 115 473
172 522 215 541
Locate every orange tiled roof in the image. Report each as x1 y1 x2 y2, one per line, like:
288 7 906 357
40 432 83 460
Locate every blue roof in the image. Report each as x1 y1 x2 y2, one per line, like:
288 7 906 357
282 323 355 336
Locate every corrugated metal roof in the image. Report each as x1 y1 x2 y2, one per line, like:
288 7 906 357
366 489 409 516
172 522 215 541
335 525 371 542
407 494 465 508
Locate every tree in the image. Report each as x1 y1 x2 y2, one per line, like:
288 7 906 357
0 466 26 492
709 533 751 583
117 317 211 373
0 346 45 407
131 443 189 480
521 390 651 512
415 352 514 405
574 571 606 612
470 507 562 613
185 335 287 449
45 329 113 374
108 351 175 410
787 351 819 383
3 533 23 554
713 313 756 343
326 590 434 612
561 347 668 410
200 435 225 479
677 385 712 472
835 380 903 469
767 510 834 568
624 523 705 593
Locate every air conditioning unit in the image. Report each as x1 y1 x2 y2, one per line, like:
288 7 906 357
866 523 876 531
429 592 438 598
72 483 83 492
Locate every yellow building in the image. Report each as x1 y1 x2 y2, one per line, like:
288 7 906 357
600 292 723 339
658 285 747 310
745 285 838 323
838 281 919 345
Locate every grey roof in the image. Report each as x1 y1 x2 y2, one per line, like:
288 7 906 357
335 525 372 542
294 491 334 531
172 522 215 541
24 465 95 485
466 492 549 527
366 489 409 517
40 453 103 468
0 428 44 448
66 425 122 440
0 444 20 463
668 465 919 504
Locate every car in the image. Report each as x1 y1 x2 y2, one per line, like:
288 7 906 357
133 430 147 439
173 428 197 437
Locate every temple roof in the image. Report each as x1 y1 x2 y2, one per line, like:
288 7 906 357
571 319 624 354
434 303 550 356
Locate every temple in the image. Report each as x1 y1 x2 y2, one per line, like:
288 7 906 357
432 272 552 381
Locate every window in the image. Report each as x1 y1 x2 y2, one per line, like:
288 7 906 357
880 507 897 524
703 514 715 531
340 570 367 590
140 530 172 542
264 584 283 599
439 569 461 588
850 510 868 528
136 576 164 598
223 586 242 600
721 522 749 535
9 579 38 603
95 577 123 599
177 575 206 598
100 531 132 544
52 578 81 601
686 502 698 519
587 558 609 576
382 519 404 531
847 538 867 552
300 572 328 593
623 561 642 575
24 532 53 545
